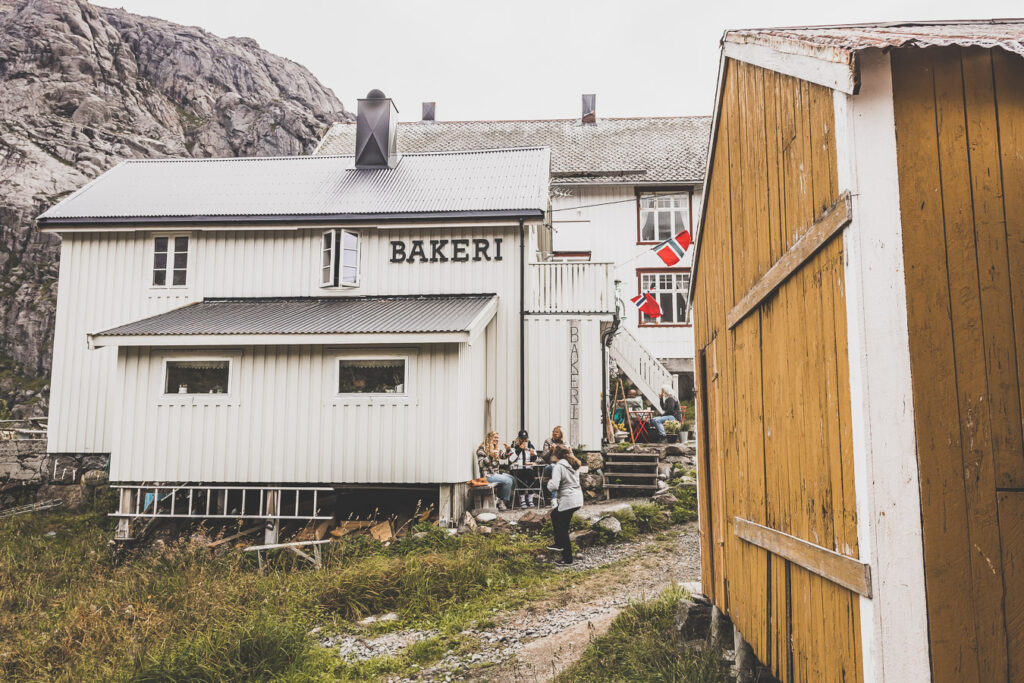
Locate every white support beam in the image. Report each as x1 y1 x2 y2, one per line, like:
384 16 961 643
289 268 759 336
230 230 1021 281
834 48 930 681
724 41 858 94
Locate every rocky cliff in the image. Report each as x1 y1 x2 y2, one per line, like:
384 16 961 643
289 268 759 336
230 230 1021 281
0 0 353 416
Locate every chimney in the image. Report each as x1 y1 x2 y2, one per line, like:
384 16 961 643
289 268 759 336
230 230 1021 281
422 101 436 121
355 89 399 169
581 94 596 124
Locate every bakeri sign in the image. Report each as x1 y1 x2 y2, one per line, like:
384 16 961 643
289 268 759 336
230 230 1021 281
390 238 504 263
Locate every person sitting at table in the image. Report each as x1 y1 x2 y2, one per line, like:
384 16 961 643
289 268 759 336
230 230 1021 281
651 385 682 441
624 388 644 412
476 431 514 511
507 429 539 508
541 426 567 508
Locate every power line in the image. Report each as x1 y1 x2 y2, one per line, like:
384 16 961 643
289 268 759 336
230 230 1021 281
548 191 691 213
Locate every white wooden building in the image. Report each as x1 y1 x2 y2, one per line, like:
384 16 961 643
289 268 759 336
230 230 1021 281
38 91 615 530
315 99 711 404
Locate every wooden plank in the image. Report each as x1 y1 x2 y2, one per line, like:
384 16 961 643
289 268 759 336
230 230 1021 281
205 525 261 548
727 192 851 329
998 492 1024 682
734 517 872 598
991 49 1024 488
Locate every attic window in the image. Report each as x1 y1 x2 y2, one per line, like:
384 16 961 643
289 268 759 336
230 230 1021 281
321 229 360 287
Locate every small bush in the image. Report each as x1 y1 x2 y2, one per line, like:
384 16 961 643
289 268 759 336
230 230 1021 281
556 586 727 683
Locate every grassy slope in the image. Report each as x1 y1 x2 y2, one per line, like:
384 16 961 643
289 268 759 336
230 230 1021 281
556 587 728 683
0 490 698 682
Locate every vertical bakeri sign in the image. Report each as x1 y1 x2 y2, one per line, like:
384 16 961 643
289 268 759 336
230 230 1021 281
568 319 581 446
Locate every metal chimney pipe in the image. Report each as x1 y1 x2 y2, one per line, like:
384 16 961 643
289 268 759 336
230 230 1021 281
582 94 596 124
355 89 399 169
422 102 436 121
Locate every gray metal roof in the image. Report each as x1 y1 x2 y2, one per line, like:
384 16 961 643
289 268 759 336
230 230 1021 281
94 295 497 337
37 148 549 225
314 117 711 185
725 19 1024 63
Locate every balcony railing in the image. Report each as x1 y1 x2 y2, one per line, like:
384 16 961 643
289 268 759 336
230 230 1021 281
527 261 614 314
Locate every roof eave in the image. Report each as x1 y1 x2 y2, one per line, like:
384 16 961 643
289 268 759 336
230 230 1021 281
87 330 475 349
36 209 546 232
722 34 861 95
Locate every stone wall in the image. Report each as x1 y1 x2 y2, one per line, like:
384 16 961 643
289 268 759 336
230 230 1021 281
0 441 109 508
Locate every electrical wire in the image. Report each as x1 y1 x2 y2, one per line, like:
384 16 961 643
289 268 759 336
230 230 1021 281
548 191 690 213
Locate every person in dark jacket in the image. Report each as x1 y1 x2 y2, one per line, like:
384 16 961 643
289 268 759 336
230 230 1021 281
652 384 682 439
508 429 539 508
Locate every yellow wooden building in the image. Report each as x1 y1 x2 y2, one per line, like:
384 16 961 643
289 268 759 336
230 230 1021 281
690 20 1024 683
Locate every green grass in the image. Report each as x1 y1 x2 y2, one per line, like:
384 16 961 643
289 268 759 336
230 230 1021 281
0 496 567 681
556 586 728 683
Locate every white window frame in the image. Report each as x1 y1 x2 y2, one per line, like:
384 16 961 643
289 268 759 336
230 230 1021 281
638 191 691 244
154 350 241 406
320 228 361 288
151 233 192 289
334 354 409 398
638 269 692 327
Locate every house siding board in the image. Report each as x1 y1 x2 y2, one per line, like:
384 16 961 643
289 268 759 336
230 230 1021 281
893 45 1024 683
693 58 861 681
49 225 525 468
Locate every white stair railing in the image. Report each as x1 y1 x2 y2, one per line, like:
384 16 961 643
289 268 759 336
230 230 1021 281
609 324 677 408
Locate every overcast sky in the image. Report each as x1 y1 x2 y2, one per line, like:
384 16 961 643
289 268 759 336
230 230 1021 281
93 0 1022 121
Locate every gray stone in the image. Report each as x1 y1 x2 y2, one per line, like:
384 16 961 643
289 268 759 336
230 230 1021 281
585 452 604 470
675 594 712 641
652 491 678 506
460 511 477 531
569 528 598 548
516 510 547 531
596 516 621 535
474 512 497 523
477 525 492 535
81 469 108 487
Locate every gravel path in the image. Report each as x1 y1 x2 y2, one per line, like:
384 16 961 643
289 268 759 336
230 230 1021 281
330 522 701 682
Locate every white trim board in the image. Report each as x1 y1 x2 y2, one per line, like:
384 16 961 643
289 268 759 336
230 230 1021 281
89 330 473 348
834 48 930 682
723 41 858 94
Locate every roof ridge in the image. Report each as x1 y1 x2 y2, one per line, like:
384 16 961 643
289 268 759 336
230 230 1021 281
119 148 547 164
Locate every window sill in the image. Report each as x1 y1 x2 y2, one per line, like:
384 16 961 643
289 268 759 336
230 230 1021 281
638 323 693 328
157 395 239 407
330 395 414 407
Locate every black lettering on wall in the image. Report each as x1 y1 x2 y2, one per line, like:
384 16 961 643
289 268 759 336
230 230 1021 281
390 241 407 263
472 238 491 262
451 239 470 262
408 240 428 263
430 239 449 262
493 237 503 261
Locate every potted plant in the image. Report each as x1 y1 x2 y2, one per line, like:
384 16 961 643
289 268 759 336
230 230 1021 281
664 420 682 443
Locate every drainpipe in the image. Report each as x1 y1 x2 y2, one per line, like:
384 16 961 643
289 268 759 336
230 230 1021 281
519 218 526 432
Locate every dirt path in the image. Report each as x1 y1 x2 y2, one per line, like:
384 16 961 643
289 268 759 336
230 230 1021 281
408 522 701 682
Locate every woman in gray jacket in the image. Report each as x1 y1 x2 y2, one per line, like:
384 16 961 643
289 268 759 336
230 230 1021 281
546 445 584 565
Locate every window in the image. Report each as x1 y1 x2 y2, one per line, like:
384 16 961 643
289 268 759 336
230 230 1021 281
321 229 360 287
638 192 690 243
337 358 406 395
153 235 189 287
639 269 691 326
164 359 230 395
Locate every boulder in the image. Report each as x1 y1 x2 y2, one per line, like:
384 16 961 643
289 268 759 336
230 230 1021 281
460 511 477 532
663 445 686 459
657 463 673 479
517 510 547 531
680 476 698 487
81 469 109 487
585 452 604 470
656 479 669 492
596 516 622 535
674 593 712 641
569 529 598 548
475 512 497 523
580 472 603 491
652 491 679 507
477 525 493 535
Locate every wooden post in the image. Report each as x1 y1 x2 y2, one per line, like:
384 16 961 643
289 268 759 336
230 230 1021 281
116 488 134 540
264 490 280 545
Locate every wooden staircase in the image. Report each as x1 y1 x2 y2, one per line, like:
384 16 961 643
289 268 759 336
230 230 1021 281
603 450 660 498
608 325 677 408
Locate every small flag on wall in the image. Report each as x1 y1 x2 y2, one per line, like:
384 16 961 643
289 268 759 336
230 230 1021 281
631 291 663 319
654 230 692 266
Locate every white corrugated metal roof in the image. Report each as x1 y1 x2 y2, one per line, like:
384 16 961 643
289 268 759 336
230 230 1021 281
725 19 1024 65
94 295 497 337
314 117 711 185
37 148 549 225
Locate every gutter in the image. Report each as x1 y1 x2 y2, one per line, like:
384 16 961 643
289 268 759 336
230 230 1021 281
519 218 526 431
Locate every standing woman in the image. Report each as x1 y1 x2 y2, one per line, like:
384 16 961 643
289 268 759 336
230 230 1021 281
546 445 583 565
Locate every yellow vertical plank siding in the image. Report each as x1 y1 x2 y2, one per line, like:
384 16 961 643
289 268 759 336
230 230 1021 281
893 46 1024 683
693 58 860 682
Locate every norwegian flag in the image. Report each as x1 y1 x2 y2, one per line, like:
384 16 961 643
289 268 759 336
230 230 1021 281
631 291 663 319
654 230 692 266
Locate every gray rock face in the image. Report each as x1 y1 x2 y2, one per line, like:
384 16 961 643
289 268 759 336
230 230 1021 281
0 0 353 415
